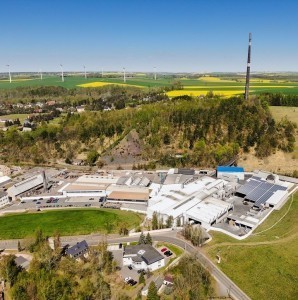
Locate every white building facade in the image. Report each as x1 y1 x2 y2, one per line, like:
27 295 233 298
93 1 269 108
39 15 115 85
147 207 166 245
0 192 9 208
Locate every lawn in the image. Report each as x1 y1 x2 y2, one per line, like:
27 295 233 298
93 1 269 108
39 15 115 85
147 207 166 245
0 208 143 239
205 192 298 300
0 114 29 127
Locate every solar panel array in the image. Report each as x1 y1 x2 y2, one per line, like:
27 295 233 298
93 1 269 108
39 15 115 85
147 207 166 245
236 179 262 195
237 176 287 207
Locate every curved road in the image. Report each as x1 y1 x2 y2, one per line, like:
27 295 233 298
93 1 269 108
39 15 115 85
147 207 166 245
0 231 251 300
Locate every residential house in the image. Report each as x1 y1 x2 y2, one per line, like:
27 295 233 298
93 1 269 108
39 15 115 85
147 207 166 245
123 244 165 271
66 240 89 260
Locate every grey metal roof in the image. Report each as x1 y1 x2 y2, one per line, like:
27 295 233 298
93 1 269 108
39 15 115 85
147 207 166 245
66 240 89 258
0 191 7 198
124 244 164 265
15 256 30 269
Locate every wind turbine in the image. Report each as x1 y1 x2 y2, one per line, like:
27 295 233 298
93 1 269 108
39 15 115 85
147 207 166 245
123 67 126 83
39 69 43 80
6 65 11 83
154 66 157 80
83 65 87 79
101 67 103 77
60 64 64 82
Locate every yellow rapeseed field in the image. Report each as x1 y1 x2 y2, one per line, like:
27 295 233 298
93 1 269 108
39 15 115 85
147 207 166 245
183 85 295 89
166 90 242 97
78 82 142 88
197 76 234 82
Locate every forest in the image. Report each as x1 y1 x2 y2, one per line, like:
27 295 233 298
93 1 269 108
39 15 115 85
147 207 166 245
260 93 298 107
0 95 296 168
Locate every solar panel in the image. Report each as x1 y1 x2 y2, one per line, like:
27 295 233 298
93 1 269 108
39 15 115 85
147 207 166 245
237 176 288 206
245 188 266 202
254 191 274 207
237 179 262 195
258 182 274 191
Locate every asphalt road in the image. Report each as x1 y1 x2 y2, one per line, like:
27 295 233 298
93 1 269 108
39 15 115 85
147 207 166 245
0 231 251 300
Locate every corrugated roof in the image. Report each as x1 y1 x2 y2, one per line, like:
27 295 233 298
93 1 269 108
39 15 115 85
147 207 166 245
0 191 7 198
108 191 149 201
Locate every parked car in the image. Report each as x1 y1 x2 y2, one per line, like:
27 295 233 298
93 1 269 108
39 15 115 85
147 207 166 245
128 279 137 286
36 201 41 204
124 277 132 283
128 265 133 270
164 251 173 257
33 199 38 202
89 198 94 200
161 248 168 252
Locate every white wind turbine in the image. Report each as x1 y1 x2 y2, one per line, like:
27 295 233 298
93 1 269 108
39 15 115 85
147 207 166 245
123 67 126 83
60 64 64 82
84 65 87 79
6 65 11 83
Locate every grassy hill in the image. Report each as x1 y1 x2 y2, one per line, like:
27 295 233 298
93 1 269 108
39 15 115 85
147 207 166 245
205 192 298 300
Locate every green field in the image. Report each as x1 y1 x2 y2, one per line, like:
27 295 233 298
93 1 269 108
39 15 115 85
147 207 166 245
0 209 142 239
205 192 298 300
0 114 29 127
1 75 298 95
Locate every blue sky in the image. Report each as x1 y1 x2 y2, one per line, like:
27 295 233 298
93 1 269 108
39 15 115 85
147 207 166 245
0 0 297 72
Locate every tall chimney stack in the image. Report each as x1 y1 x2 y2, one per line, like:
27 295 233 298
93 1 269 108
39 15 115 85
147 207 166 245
245 33 252 100
42 170 47 192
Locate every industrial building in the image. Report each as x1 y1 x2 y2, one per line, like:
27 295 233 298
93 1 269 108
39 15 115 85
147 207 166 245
147 177 233 229
7 172 47 200
106 185 149 203
235 175 289 209
217 166 244 181
0 175 11 187
0 191 9 208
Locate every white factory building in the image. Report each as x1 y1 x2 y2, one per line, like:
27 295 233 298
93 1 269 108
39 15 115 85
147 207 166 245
0 175 11 187
147 176 234 229
0 191 10 208
7 173 47 200
58 174 150 203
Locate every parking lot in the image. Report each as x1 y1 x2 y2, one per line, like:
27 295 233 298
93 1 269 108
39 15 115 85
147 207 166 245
1 196 104 213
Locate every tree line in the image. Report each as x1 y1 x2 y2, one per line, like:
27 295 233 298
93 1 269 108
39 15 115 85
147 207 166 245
260 93 298 107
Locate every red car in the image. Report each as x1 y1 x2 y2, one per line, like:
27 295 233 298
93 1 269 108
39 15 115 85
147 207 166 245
161 248 167 252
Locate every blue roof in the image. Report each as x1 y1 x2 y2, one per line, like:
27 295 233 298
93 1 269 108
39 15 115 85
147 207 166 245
217 166 244 172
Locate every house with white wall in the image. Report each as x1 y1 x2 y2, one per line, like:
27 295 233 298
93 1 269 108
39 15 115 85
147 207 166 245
123 244 165 271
